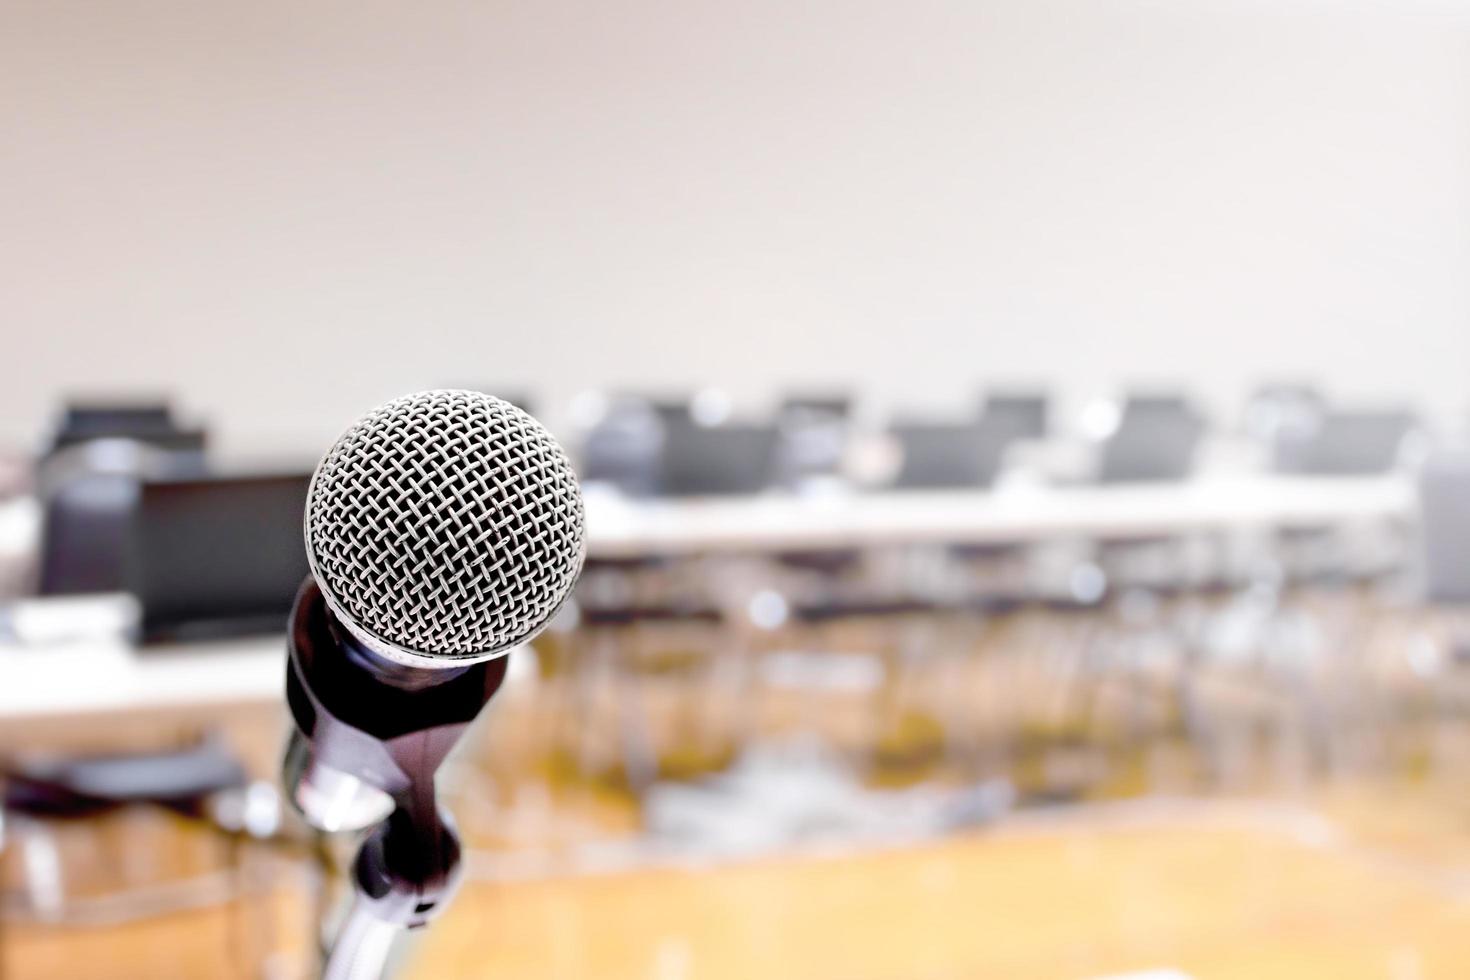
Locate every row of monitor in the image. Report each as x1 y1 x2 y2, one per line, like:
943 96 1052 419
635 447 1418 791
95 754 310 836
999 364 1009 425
580 391 1419 496
41 388 1421 492
30 389 1424 645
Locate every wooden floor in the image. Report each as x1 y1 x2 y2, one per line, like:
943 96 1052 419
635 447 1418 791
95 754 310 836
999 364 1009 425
11 798 1470 979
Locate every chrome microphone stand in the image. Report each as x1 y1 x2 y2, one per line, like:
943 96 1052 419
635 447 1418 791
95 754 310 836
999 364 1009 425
282 581 510 980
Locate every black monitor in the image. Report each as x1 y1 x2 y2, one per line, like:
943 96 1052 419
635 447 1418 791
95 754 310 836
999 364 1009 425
659 423 778 497
890 422 1008 490
1098 398 1204 483
980 392 1049 441
126 472 311 643
1280 410 1418 476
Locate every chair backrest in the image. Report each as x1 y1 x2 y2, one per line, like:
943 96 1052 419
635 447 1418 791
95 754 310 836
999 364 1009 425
37 472 140 595
49 399 204 455
58 400 173 438
779 394 852 422
1418 448 1470 602
1097 397 1204 483
579 397 666 497
775 394 854 486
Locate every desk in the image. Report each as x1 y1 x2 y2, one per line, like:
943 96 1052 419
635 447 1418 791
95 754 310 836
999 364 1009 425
584 475 1414 557
0 475 1417 733
0 475 1418 564
0 633 284 743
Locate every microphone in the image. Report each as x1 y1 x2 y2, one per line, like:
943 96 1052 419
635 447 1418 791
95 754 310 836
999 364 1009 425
281 390 584 961
305 388 585 671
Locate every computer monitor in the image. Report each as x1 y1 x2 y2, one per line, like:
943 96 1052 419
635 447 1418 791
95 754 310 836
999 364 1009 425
1097 398 1204 483
890 422 1009 490
1276 410 1418 476
659 423 778 497
126 472 311 643
980 392 1049 441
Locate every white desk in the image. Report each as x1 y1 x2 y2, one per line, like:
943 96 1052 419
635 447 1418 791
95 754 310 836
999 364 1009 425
1 475 1417 564
583 475 1415 557
0 474 1417 731
0 634 285 740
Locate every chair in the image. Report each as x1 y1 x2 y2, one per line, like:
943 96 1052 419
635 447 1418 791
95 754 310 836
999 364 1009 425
37 434 202 596
1 737 267 928
36 471 140 595
578 397 666 498
774 394 853 488
48 399 207 461
1419 448 1470 602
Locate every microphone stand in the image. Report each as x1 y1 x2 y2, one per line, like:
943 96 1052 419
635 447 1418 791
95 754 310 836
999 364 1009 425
282 581 510 980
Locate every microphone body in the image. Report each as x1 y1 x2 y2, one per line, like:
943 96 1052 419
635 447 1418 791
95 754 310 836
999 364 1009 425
284 579 508 926
278 390 585 970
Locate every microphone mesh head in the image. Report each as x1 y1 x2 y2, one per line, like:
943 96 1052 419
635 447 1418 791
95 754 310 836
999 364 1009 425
305 390 585 663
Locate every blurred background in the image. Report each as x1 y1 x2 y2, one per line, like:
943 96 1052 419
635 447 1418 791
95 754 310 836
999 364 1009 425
3 0 1470 977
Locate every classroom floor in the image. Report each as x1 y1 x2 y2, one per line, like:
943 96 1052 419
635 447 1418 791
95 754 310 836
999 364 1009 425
9 794 1470 979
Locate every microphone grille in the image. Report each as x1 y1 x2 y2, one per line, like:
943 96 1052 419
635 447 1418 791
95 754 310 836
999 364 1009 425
305 390 585 663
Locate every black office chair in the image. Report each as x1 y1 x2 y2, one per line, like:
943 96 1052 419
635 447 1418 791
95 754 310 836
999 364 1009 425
1 736 270 931
47 399 207 461
4 738 248 819
36 472 138 595
775 394 853 489
38 399 208 592
52 399 172 443
35 433 212 596
779 394 852 421
1420 448 1470 603
579 397 666 498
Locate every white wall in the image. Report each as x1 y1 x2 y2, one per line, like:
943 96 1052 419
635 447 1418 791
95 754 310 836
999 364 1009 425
2 0 1467 455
